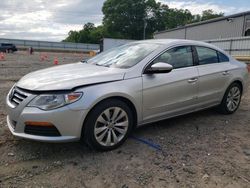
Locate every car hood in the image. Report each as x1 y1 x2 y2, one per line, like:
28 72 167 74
16 63 126 91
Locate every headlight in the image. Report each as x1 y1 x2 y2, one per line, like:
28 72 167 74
28 92 82 110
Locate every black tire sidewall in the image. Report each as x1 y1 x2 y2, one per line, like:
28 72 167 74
83 99 134 151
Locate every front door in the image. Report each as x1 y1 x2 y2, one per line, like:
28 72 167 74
142 46 199 123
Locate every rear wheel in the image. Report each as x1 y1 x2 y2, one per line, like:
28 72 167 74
217 83 242 114
83 99 134 151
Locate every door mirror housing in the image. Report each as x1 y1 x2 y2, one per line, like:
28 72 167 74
145 62 173 74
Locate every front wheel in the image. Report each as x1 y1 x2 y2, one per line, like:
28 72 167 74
217 83 242 114
83 99 134 151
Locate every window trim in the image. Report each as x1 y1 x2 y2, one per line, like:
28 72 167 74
217 51 230 63
193 45 229 65
194 45 220 65
143 45 196 74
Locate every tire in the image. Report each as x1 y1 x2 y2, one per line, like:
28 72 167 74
217 82 242 114
83 99 134 151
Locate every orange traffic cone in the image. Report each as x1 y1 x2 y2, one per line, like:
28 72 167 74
40 53 49 62
40 54 45 61
0 52 5 61
54 57 59 65
44 54 49 62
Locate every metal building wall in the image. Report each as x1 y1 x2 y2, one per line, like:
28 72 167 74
154 15 247 40
154 28 185 39
186 16 245 40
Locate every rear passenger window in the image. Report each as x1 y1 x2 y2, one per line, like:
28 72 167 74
153 46 193 69
217 51 229 62
196 46 219 65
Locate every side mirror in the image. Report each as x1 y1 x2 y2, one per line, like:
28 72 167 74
145 62 173 74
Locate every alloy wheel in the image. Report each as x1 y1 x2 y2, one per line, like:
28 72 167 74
226 86 241 112
94 107 129 146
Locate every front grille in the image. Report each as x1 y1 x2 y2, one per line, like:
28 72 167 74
9 87 29 107
24 125 61 137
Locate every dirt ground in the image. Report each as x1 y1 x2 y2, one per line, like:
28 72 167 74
0 52 250 188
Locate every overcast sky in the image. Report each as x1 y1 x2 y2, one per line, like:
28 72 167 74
0 0 249 41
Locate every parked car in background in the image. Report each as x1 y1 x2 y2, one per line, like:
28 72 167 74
6 39 248 151
0 43 18 53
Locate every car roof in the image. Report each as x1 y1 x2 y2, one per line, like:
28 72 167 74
135 39 209 46
132 39 226 54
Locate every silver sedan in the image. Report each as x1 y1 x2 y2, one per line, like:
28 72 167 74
6 39 248 150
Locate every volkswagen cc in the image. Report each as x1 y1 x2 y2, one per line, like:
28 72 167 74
6 39 248 150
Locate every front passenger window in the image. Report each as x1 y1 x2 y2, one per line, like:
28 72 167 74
153 46 193 69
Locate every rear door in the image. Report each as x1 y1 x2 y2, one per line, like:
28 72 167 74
194 46 232 107
142 46 199 122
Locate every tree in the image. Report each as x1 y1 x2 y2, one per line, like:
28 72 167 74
201 9 224 21
63 1 224 43
63 23 105 44
159 5 193 29
192 9 224 23
102 0 163 40
63 31 80 43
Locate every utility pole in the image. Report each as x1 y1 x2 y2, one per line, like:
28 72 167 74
143 19 148 40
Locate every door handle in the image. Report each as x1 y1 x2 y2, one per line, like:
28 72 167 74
188 78 198 83
222 71 229 75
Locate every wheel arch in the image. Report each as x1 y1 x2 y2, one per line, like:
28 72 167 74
81 95 138 138
217 79 244 114
232 80 243 92
220 79 244 104
228 79 244 93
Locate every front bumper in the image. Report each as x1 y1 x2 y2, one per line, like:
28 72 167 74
6 89 88 143
7 115 79 142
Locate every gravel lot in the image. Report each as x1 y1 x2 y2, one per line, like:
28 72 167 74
0 52 250 188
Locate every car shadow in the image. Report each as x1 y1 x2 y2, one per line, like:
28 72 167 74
7 108 222 160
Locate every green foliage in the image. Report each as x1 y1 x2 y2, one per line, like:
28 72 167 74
102 0 164 39
201 9 224 21
63 23 105 44
159 5 193 30
64 1 224 43
192 9 224 23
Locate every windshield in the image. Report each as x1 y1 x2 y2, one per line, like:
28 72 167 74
86 43 162 68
